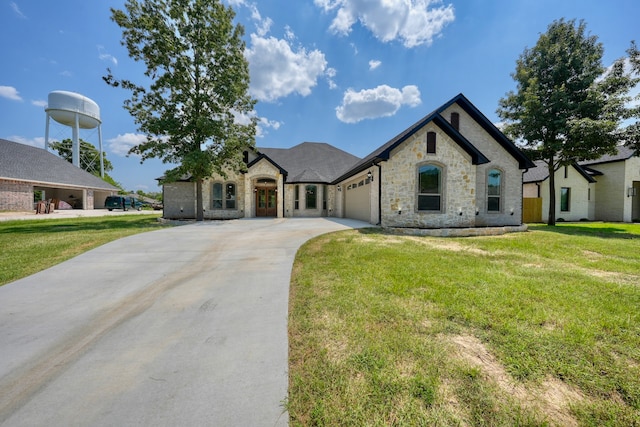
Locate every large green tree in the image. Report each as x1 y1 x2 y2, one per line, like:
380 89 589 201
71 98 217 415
49 138 114 175
105 0 256 221
498 19 639 225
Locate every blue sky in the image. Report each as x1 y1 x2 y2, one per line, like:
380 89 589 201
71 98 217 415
1 0 638 192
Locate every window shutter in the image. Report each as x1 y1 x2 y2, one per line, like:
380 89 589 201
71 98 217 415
450 112 460 131
426 132 436 154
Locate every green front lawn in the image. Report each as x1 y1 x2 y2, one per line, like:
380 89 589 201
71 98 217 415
289 223 640 426
0 215 168 286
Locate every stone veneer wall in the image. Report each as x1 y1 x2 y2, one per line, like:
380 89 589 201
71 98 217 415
441 105 523 227
0 179 33 211
381 125 477 228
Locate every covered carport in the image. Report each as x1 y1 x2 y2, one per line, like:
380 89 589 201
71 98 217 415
0 138 118 212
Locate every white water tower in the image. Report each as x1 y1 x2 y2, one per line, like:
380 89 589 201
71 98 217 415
44 90 104 177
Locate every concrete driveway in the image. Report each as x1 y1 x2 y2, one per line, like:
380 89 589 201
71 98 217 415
0 218 371 426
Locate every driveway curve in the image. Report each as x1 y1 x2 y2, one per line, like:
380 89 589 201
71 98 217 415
0 218 371 427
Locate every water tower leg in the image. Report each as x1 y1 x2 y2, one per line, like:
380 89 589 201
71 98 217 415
98 124 104 178
45 113 50 152
72 112 80 167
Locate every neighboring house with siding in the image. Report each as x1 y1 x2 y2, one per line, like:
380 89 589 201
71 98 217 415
523 162 597 223
0 138 118 211
162 93 534 228
523 146 640 223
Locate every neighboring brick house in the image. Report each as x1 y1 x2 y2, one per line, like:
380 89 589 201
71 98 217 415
162 94 534 228
523 146 640 223
0 138 118 211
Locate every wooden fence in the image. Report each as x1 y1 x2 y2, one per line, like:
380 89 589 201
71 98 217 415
523 198 542 223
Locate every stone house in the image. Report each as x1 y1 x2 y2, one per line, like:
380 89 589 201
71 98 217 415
0 138 118 211
523 146 640 223
162 93 534 228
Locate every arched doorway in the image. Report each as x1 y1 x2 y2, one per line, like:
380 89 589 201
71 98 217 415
255 178 277 217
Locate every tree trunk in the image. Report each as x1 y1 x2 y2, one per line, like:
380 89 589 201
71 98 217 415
547 158 556 226
196 179 204 222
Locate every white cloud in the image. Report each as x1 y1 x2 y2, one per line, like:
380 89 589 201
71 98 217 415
369 59 381 70
0 86 23 101
10 2 26 18
336 84 421 123
257 117 283 138
60 70 72 77
284 25 295 41
31 99 47 107
7 135 45 148
245 34 328 102
107 133 147 157
326 67 338 89
97 45 118 66
314 0 455 48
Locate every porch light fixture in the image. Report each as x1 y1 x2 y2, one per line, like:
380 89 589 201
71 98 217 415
398 209 402 215
510 207 514 216
475 208 479 216
367 170 374 181
458 207 463 216
628 187 636 197
337 185 342 192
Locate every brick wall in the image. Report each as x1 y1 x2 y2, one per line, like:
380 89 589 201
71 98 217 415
0 179 33 211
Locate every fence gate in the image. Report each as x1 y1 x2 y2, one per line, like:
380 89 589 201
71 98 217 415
523 198 542 223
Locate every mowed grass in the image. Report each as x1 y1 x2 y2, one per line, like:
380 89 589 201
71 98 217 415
289 223 640 426
0 214 169 286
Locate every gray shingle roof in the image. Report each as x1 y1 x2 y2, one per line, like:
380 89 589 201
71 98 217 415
0 138 118 190
258 142 361 183
579 145 636 166
523 160 597 184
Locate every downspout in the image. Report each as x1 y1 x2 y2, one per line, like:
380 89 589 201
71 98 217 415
521 169 528 225
376 162 382 226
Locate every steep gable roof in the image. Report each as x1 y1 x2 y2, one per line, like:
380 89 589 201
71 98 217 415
437 94 535 170
0 138 118 190
334 93 533 184
258 142 360 183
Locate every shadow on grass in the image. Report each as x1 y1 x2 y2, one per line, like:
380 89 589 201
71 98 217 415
0 216 166 235
528 223 639 240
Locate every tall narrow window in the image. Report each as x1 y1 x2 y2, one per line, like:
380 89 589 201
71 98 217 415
294 185 299 210
487 169 502 212
450 112 460 131
418 164 442 211
426 131 436 154
212 183 223 209
305 185 317 209
560 187 571 212
564 166 568 179
322 185 327 210
225 183 236 209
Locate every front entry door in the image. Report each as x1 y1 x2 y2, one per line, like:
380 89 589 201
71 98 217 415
255 187 277 217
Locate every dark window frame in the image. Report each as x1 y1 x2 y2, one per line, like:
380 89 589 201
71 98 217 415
487 168 503 212
450 112 460 131
417 163 443 212
426 131 437 154
305 185 317 210
225 183 236 209
560 187 571 212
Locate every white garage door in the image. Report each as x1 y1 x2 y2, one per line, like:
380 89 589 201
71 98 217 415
345 179 371 222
